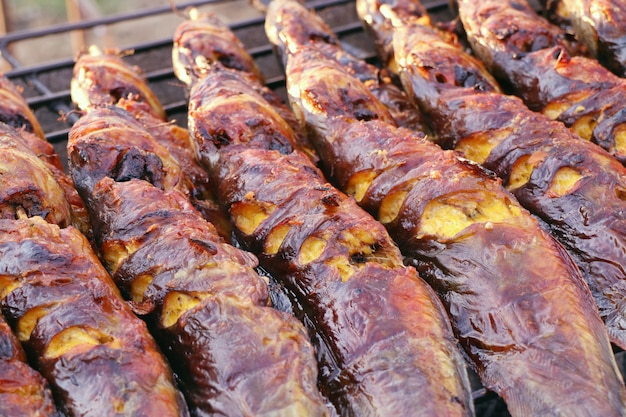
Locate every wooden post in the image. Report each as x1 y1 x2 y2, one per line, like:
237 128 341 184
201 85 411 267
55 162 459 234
0 0 11 71
0 0 9 36
65 0 87 55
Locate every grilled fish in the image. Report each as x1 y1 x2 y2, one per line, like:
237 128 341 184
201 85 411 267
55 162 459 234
543 0 626 76
0 216 189 417
176 10 475 416
456 0 626 165
0 313 58 417
278 11 626 415
68 103 329 416
71 48 232 239
359 0 626 354
0 123 73 227
187 66 474 416
0 75 91 239
264 0 428 134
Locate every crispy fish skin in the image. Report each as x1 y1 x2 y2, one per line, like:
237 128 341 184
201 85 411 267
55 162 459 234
89 177 326 417
359 0 626 352
172 10 317 162
0 76 91 239
187 65 474 416
0 124 73 227
283 39 626 416
456 0 626 164
212 148 473 417
544 0 626 76
72 49 232 239
68 106 329 417
176 15 477 413
0 216 189 417
264 0 428 134
0 74 46 139
67 106 190 207
71 47 165 120
0 314 58 417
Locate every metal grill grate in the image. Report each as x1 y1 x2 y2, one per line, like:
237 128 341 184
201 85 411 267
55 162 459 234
1 1 624 416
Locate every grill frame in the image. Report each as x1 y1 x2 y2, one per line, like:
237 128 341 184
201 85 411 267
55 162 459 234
1 1 624 416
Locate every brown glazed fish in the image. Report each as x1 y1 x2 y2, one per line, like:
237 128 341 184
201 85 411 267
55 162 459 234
72 48 232 239
280 25 626 416
361 0 626 410
543 0 626 76
0 75 91 239
0 216 189 417
0 313 58 417
264 0 427 134
0 74 46 139
0 123 73 227
71 46 165 120
68 105 328 417
359 0 626 354
172 8 264 86
455 0 626 165
172 9 317 161
184 63 474 417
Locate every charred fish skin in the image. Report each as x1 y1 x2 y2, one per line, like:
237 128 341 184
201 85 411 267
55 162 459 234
67 98 328 416
544 0 626 77
71 49 233 240
0 71 188 416
86 176 326 417
172 9 318 162
0 216 189 417
0 313 58 417
264 0 428 134
0 75 46 139
455 0 626 165
0 123 73 227
67 106 191 210
0 76 92 240
282 23 626 416
378 0 626 352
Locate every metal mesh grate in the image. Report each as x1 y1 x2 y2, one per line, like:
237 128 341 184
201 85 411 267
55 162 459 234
1 1 624 415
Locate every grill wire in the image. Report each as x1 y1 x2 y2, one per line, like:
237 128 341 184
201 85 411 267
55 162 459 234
2 0 625 416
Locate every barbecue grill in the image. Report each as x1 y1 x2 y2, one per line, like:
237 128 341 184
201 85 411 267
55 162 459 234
1 0 625 415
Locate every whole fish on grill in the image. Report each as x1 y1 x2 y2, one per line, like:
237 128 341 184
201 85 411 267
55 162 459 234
455 0 626 165
0 69 190 417
268 1 626 415
174 10 475 417
68 63 329 415
0 215 190 417
358 0 626 355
